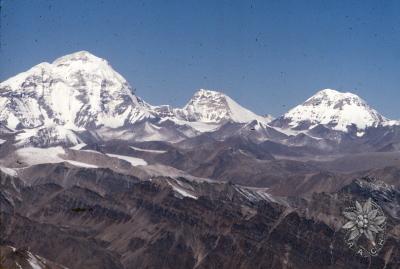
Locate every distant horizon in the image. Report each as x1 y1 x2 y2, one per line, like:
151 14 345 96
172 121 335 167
1 0 400 119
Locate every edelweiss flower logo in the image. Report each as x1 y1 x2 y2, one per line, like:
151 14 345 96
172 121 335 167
342 198 387 257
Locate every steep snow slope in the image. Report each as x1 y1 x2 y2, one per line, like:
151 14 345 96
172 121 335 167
173 89 272 124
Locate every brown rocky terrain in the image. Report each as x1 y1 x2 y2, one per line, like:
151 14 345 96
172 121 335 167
1 165 399 269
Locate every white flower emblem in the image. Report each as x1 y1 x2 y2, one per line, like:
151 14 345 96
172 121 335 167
342 198 386 246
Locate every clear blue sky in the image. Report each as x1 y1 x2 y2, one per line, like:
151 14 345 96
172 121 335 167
1 0 400 118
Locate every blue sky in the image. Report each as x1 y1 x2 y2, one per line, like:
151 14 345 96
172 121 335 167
1 0 400 118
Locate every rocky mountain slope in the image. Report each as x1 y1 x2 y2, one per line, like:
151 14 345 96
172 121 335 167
1 165 399 269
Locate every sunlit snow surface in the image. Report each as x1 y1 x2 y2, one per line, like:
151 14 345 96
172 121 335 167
0 166 17 176
159 117 221 133
65 160 99 168
282 89 387 131
12 146 147 168
167 180 198 200
129 146 167 153
0 51 153 131
28 252 44 269
16 147 66 165
106 153 148 166
15 147 98 168
174 89 272 124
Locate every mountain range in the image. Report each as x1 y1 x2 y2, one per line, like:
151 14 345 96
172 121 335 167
1 51 399 148
1 51 400 269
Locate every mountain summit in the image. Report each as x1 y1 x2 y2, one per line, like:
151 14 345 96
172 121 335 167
174 89 271 124
273 89 387 132
0 51 153 131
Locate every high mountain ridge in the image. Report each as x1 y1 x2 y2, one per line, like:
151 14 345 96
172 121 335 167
1 51 399 147
0 51 274 145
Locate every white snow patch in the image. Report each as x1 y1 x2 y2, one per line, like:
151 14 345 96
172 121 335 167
16 147 66 165
356 130 365 137
106 153 147 166
28 252 44 269
0 166 17 176
79 149 103 154
66 160 98 168
129 146 167 153
160 117 220 132
15 147 98 168
0 139 6 144
234 185 276 203
167 181 198 199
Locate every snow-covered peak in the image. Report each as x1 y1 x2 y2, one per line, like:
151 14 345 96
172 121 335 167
279 88 387 132
51 51 128 83
174 89 270 124
53 50 105 64
0 51 153 132
309 88 359 102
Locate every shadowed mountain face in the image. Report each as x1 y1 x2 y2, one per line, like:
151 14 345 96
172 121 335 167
1 52 400 268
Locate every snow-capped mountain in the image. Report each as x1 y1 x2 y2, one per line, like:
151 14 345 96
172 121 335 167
0 51 154 132
0 51 273 146
272 89 388 132
2 51 399 148
173 89 272 124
